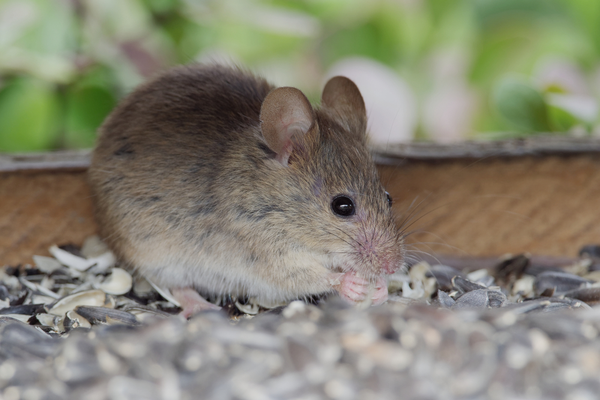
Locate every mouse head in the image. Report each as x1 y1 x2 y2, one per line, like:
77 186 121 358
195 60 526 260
259 77 404 279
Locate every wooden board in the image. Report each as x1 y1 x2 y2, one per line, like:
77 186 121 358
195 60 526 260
381 155 600 258
2 138 600 265
0 169 97 265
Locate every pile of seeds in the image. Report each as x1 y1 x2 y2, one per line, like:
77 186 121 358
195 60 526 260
2 238 600 399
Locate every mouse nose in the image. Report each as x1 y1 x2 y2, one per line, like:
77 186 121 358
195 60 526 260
382 261 401 275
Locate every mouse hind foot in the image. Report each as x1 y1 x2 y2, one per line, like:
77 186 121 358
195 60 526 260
172 287 221 318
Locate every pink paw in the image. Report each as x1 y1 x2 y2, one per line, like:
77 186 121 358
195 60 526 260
372 276 388 305
333 272 388 306
172 287 221 319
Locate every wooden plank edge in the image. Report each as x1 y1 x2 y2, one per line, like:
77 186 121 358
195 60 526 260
372 136 600 164
3 136 600 171
0 149 91 172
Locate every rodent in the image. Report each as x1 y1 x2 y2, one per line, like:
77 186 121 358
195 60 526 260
88 64 404 316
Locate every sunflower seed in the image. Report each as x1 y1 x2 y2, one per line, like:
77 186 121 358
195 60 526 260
426 265 464 291
32 255 63 274
452 276 486 294
533 271 592 296
81 235 111 259
18 277 60 299
74 306 139 326
98 268 133 295
563 287 600 305
435 290 455 308
0 304 45 316
452 289 507 309
64 310 92 330
49 290 109 316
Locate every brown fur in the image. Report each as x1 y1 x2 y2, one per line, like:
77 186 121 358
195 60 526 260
88 64 404 303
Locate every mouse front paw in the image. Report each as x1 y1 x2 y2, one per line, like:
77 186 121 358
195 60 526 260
371 276 389 305
333 272 388 307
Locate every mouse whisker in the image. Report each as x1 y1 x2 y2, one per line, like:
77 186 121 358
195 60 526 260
395 194 432 232
397 199 463 236
326 226 365 251
408 237 470 256
403 249 442 268
323 229 356 248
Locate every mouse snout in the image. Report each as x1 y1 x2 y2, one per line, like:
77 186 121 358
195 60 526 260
382 261 401 275
379 249 404 275
353 228 403 276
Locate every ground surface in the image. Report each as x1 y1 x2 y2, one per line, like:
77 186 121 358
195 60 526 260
1 240 600 399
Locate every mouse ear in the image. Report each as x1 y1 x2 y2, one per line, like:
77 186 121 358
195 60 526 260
321 76 366 134
260 87 315 166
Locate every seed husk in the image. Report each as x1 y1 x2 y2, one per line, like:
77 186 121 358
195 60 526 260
533 271 592 296
74 306 139 326
98 268 133 295
65 310 92 329
49 290 109 316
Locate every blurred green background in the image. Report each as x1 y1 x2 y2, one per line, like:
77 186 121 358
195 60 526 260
1 0 599 152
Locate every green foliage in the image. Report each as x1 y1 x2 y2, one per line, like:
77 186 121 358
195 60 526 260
0 78 60 152
493 77 551 133
320 10 404 66
548 105 578 132
62 67 118 148
0 0 599 152
64 84 116 149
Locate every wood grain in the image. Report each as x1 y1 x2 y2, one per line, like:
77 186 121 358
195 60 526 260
380 154 600 258
2 146 600 264
0 169 97 265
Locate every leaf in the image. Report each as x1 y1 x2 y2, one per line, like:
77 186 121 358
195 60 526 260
320 9 405 66
492 77 552 133
0 78 60 152
17 0 77 55
473 0 563 26
141 0 178 14
548 105 580 132
558 0 600 56
64 84 117 148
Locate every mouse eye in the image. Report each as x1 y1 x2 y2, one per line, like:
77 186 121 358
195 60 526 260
331 195 355 217
386 191 393 207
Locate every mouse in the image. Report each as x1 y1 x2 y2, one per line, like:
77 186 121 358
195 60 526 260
88 63 405 317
